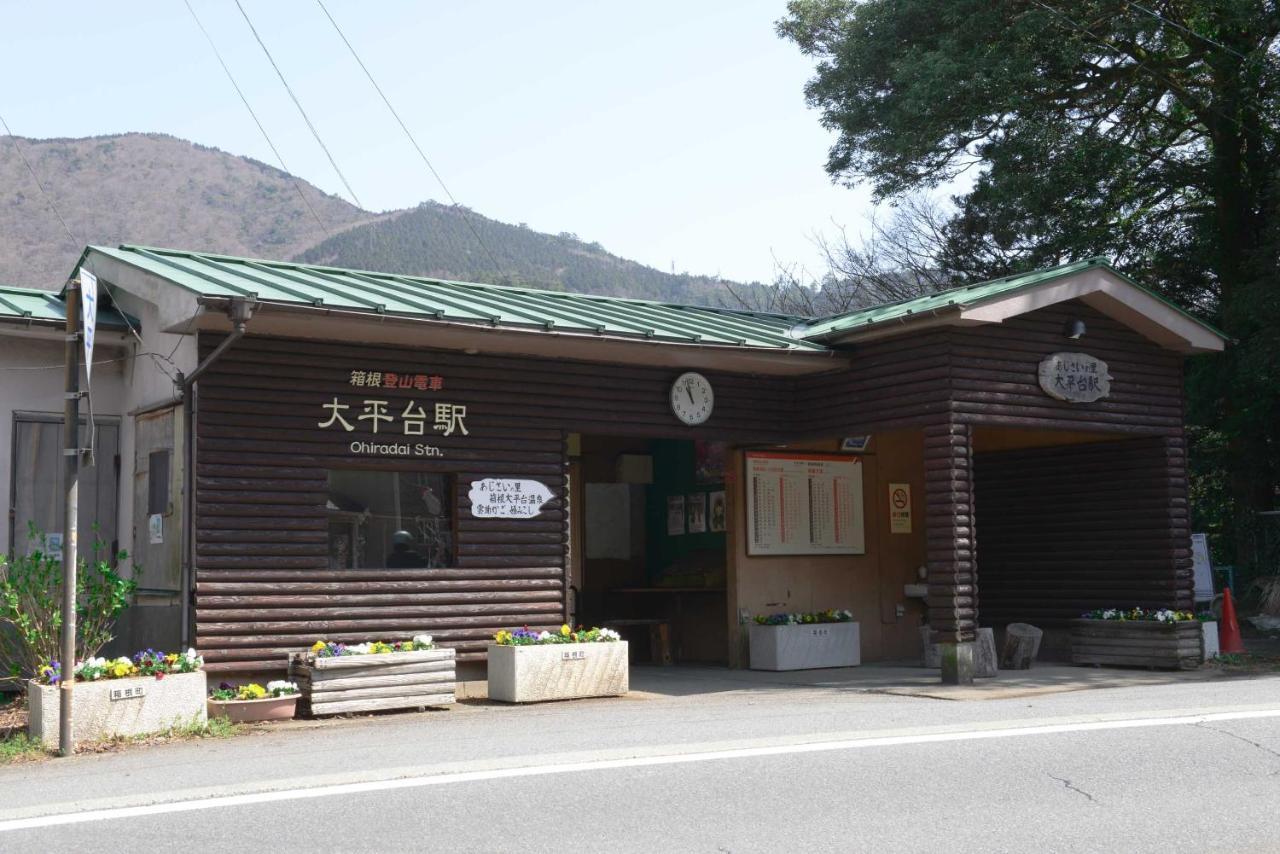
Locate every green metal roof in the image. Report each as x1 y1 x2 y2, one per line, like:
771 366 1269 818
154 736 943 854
89 245 825 352
794 258 1227 342
0 284 129 329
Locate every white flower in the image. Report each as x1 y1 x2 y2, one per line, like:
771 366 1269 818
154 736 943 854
597 628 621 642
412 634 434 648
537 631 552 641
348 642 372 655
266 680 298 696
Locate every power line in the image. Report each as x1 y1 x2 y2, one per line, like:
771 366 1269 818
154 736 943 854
233 0 364 209
0 113 78 249
1124 1 1252 61
182 0 330 238
313 0 506 275
1027 0 1251 134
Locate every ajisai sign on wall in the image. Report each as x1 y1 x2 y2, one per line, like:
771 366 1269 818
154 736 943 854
1038 352 1112 403
469 479 553 519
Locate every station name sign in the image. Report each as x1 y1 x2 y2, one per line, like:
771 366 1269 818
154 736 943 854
1038 352 1112 403
317 367 470 457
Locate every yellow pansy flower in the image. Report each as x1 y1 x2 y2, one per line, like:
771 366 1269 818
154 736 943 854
560 624 571 637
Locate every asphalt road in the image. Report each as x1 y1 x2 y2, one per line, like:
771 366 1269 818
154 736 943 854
2 670 1278 852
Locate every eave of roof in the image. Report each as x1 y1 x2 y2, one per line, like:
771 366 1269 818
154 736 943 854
87 244 826 353
794 258 1228 344
0 283 131 330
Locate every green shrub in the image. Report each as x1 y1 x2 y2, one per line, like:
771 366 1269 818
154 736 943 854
0 526 135 679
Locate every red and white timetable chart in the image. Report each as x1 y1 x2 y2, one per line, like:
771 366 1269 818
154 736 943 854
745 452 864 556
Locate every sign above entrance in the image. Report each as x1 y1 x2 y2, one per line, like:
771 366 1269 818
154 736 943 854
1038 352 1112 403
468 479 553 519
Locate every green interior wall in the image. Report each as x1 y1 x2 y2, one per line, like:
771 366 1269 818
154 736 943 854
644 439 726 583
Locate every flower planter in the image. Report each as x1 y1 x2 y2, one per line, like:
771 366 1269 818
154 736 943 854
486 641 629 703
207 694 298 723
1070 619 1204 670
289 647 456 716
749 622 861 671
27 671 207 747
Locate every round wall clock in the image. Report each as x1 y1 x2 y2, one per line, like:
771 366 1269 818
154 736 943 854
670 371 714 425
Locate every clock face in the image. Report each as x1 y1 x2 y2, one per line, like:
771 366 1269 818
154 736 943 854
670 371 714 426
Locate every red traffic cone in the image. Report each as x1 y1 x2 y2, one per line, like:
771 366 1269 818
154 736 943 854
1219 588 1245 655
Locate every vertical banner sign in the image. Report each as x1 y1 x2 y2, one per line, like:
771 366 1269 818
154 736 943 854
888 483 913 534
79 268 98 386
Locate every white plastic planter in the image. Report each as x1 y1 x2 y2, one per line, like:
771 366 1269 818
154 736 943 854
749 622 861 671
486 642 629 703
27 671 208 747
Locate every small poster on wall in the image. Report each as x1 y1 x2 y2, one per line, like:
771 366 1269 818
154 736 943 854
667 494 686 536
687 492 707 533
695 440 727 483
709 490 726 532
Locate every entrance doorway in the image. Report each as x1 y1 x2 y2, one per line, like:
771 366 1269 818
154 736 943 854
972 427 1188 656
570 435 729 664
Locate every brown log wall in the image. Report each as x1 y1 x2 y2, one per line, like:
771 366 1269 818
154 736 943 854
796 299 1189 641
194 297 1193 667
974 436 1194 626
194 334 792 672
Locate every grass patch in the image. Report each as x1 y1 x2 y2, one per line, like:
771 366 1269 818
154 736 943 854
1214 652 1280 673
0 733 50 764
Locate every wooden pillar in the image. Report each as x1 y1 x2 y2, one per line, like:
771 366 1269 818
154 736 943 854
924 419 978 683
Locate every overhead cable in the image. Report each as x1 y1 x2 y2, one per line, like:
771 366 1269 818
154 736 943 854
234 0 365 209
183 0 330 237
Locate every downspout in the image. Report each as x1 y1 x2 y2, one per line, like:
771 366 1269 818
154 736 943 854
178 297 255 648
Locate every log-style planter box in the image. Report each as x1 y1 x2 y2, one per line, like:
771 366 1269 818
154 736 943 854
207 694 298 723
1070 619 1204 670
487 642 629 703
289 648 456 716
27 671 207 747
749 622 861 671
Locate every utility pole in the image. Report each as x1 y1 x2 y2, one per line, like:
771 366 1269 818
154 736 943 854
59 277 81 758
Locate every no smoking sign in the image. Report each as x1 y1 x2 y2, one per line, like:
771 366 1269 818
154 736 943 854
888 483 912 534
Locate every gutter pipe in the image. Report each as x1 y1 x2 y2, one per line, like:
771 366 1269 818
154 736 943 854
178 297 255 648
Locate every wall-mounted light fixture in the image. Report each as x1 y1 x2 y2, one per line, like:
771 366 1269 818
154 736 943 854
1063 318 1087 340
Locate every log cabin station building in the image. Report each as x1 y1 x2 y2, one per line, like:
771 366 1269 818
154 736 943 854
0 245 1226 685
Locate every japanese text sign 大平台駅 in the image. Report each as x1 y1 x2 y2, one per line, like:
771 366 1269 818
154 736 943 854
1037 352 1112 403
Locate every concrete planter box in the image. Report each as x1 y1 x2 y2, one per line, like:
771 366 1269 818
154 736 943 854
290 648 455 716
27 671 207 747
207 695 298 723
487 642 629 703
1070 619 1204 670
749 622 861 671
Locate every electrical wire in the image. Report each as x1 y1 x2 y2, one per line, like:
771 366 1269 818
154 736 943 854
0 352 178 372
0 113 78 249
233 0 364 209
314 0 505 275
1124 1 1254 61
182 0 330 237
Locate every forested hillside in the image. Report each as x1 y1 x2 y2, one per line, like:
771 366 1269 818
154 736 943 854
294 202 735 302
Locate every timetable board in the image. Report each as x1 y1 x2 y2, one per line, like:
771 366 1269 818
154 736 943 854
745 452 865 556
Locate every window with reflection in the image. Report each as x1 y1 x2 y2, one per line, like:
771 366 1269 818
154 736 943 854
326 470 453 569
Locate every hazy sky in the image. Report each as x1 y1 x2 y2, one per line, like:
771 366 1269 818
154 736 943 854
0 1 876 283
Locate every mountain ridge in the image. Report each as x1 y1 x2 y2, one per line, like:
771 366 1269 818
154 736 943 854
0 132 744 307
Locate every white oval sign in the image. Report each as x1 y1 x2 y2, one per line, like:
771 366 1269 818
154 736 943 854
468 478 553 519
1038 352 1112 403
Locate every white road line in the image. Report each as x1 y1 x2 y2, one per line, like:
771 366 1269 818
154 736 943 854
3 708 1278 832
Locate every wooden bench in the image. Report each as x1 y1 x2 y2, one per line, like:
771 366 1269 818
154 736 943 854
604 618 673 665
